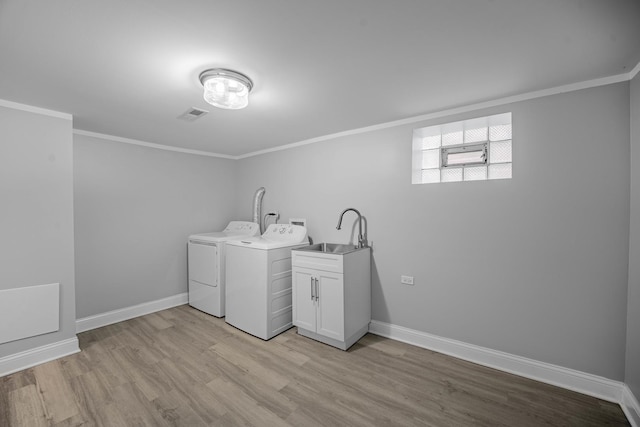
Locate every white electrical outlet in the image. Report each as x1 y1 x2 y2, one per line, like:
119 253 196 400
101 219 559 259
401 275 414 285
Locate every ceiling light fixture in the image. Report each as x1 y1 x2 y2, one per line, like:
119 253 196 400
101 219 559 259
199 68 253 110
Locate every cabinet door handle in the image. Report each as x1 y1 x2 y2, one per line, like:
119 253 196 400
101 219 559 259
314 278 319 302
310 277 315 301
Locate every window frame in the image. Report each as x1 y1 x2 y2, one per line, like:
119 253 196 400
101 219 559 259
411 112 512 184
441 142 488 169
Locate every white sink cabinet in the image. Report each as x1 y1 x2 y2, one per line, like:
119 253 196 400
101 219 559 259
291 246 371 350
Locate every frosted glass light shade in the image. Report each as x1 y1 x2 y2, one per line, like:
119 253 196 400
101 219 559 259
199 69 253 110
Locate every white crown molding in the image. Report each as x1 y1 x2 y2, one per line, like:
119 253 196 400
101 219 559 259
0 98 72 120
0 337 79 377
76 293 188 333
238 72 631 159
368 320 625 405
8 64 638 160
73 129 235 159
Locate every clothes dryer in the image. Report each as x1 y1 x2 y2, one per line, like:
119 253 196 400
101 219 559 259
188 221 259 316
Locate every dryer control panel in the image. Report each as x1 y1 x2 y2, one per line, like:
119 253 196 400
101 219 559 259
223 221 260 235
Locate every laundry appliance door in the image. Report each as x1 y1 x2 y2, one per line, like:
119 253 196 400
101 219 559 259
188 240 222 316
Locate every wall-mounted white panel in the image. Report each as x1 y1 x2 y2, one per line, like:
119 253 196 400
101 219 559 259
0 283 59 344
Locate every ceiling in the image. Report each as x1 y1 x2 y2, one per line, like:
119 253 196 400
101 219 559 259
1 1 639 157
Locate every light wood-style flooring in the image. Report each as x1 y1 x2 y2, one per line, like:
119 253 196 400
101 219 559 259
0 305 630 426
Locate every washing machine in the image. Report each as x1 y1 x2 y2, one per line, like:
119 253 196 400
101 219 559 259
225 223 309 340
188 221 259 317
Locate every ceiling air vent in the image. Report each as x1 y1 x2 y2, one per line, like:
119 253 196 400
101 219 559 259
177 107 209 122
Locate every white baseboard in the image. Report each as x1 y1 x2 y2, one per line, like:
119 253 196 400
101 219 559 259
622 385 640 427
0 337 80 377
368 321 625 405
76 293 188 333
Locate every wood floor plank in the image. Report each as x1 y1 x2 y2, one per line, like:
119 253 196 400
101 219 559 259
1 368 36 427
178 382 229 421
68 369 113 424
0 305 630 426
152 387 223 425
203 350 299 419
52 413 86 427
87 347 130 391
212 332 312 388
205 376 292 427
281 356 462 426
141 312 174 331
33 361 81 424
356 332 409 357
90 402 131 427
223 324 312 367
0 383 10 426
109 346 172 402
110 381 170 426
59 351 92 380
1 367 37 392
209 340 291 390
8 384 49 427
165 402 210 426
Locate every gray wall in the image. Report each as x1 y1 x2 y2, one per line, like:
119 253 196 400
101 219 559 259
627 72 640 396
235 82 630 380
0 105 76 358
73 134 237 318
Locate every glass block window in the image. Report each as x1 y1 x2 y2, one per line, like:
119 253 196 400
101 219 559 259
412 112 512 184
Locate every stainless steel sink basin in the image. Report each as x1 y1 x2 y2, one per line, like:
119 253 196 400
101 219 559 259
296 242 362 255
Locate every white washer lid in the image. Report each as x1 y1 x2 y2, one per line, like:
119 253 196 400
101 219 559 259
189 221 259 243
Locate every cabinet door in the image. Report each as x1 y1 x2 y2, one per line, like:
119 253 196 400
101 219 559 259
316 271 344 341
292 267 316 332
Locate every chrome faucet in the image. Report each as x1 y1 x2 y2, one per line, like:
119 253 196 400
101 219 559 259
336 208 366 248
